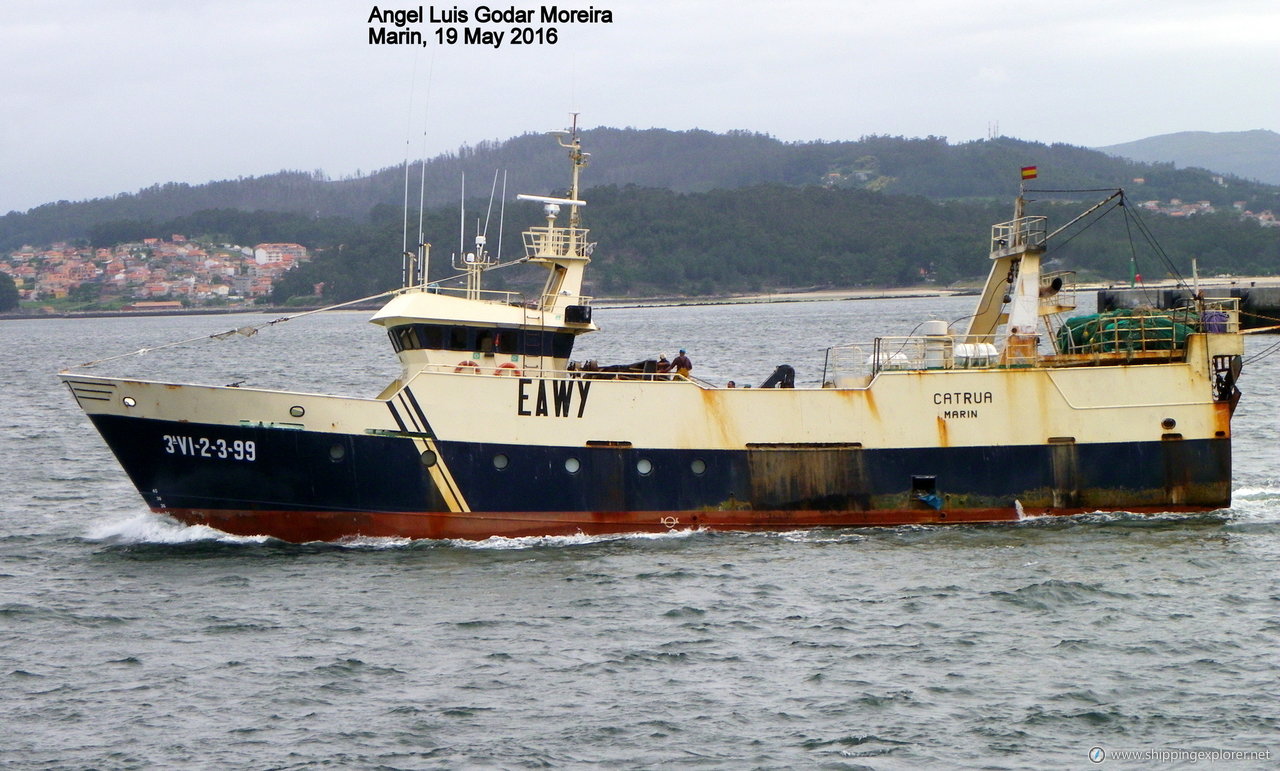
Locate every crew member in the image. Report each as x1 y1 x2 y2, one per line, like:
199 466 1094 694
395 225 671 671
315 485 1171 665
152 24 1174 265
672 349 693 378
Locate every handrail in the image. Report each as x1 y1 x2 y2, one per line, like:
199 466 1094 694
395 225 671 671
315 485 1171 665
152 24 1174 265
991 215 1047 253
523 226 592 260
822 301 1240 379
410 285 525 305
411 361 714 384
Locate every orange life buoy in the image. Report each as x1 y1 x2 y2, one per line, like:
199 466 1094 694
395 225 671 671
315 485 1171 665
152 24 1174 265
454 360 480 373
495 363 523 377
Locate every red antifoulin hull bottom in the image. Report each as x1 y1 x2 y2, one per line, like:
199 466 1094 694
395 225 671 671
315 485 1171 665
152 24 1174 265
162 505 1222 543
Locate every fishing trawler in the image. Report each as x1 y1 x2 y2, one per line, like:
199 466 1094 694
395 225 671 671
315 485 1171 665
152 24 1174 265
61 126 1246 542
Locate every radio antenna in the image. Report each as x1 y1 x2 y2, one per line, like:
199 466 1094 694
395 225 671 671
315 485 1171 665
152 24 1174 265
496 170 508 262
458 171 465 259
482 169 499 239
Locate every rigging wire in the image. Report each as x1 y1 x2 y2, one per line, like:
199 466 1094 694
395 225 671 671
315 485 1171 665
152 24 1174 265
62 255 535 372
1026 187 1190 290
946 188 1164 331
1119 202 1163 306
1043 199 1121 254
67 51 554 374
1244 338 1280 365
949 189 1120 332
1120 197 1188 287
1033 189 1280 364
62 288 400 371
1024 188 1120 194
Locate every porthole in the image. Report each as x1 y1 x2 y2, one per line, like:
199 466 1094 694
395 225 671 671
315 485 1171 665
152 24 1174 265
691 459 706 476
493 453 509 470
420 449 437 467
637 458 653 476
564 457 581 474
329 443 346 462
289 405 305 418
122 397 136 408
1161 417 1177 430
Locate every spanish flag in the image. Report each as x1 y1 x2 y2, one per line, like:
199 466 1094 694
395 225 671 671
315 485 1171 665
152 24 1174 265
1021 165 1038 180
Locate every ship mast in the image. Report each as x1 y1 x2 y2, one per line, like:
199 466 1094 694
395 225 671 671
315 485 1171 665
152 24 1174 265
560 113 589 230
517 115 595 314
556 113 590 262
1003 190 1041 340
962 175 1048 365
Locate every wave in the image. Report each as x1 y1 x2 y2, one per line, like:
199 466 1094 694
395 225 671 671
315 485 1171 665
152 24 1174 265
449 527 704 550
86 499 1276 552
83 513 708 550
85 513 271 545
1232 485 1280 499
1223 492 1280 525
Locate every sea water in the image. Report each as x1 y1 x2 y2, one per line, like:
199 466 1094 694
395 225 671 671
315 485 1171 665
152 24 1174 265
2 296 1277 768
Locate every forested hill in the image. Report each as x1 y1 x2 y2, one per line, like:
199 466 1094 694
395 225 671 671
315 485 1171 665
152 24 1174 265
5 128 1280 250
264 183 1280 304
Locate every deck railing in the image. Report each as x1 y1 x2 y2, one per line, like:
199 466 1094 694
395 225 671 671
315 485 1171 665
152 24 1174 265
1054 299 1240 355
523 226 592 260
1039 270 1077 313
408 284 525 305
412 361 710 384
820 300 1241 382
991 215 1047 254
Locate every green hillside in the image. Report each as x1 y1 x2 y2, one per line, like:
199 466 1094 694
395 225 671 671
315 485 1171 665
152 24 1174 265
5 129 1279 252
261 185 1279 303
5 129 1280 301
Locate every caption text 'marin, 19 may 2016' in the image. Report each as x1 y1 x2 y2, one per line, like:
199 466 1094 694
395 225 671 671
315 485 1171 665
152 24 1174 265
368 5 614 48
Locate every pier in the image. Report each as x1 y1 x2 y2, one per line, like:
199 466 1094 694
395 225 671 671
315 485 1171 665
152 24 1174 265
1098 282 1280 330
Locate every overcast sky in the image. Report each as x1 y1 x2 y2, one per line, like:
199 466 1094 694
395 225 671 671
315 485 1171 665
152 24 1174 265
3 0 1277 214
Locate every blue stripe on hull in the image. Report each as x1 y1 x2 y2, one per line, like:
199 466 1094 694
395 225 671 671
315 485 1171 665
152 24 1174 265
88 415 1231 523
439 439 1231 513
89 414 443 513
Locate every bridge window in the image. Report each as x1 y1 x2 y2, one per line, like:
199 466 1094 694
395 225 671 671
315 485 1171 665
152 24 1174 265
388 323 576 358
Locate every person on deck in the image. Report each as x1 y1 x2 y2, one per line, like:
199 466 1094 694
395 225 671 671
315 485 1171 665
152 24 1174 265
672 349 693 378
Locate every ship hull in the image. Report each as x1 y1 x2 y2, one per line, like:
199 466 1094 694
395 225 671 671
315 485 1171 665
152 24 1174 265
84 411 1231 542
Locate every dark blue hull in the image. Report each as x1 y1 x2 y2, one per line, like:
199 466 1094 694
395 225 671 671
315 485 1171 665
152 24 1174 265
88 414 1232 541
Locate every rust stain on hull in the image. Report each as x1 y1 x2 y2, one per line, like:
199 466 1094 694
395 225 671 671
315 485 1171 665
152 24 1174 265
168 503 1228 543
1213 401 1233 438
862 388 880 423
746 445 870 511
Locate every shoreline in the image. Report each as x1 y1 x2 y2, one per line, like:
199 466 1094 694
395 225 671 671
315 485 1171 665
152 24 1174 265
591 286 973 309
4 276 1276 321
0 287 971 321
0 304 373 322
